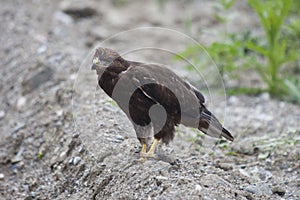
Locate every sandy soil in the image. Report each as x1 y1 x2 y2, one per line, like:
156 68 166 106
0 0 299 199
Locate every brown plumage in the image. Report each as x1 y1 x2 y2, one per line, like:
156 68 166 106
92 48 233 158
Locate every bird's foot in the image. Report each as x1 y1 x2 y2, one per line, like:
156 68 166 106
138 153 157 162
138 139 159 161
138 157 146 162
140 152 157 159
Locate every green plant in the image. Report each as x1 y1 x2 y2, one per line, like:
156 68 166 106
177 0 300 103
247 0 292 97
289 0 300 15
213 0 236 23
284 78 300 104
175 31 261 93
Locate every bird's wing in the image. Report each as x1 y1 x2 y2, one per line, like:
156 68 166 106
121 62 203 128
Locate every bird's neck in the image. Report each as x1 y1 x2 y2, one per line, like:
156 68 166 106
109 56 130 72
98 56 130 97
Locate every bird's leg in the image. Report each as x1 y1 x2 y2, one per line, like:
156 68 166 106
148 138 159 155
140 143 147 155
138 143 148 162
142 138 159 158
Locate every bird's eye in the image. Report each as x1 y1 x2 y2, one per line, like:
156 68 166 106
93 57 100 64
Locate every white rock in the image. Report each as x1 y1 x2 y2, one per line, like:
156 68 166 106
59 151 67 159
77 146 84 153
0 173 4 180
115 134 124 141
70 73 77 80
37 45 47 54
195 184 202 192
56 109 64 117
68 158 73 164
239 169 250 177
73 156 81 165
0 110 5 119
17 96 27 111
155 175 168 181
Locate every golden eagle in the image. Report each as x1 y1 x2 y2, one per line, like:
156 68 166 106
92 48 233 158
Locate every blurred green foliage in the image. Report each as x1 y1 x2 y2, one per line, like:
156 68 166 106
177 0 300 104
213 0 236 22
247 0 293 96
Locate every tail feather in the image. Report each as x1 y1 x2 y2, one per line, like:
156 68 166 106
199 108 234 142
220 127 234 142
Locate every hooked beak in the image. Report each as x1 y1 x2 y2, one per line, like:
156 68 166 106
91 63 100 70
91 57 103 71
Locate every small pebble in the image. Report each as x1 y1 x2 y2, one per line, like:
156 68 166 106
70 73 77 80
37 45 47 54
16 96 27 111
271 186 285 197
195 184 202 192
56 109 64 117
0 173 4 180
258 152 270 159
155 175 168 181
30 192 36 198
239 169 250 177
11 155 23 164
77 146 84 153
115 134 124 142
0 110 5 119
59 151 67 159
216 162 233 171
73 156 81 165
75 180 81 186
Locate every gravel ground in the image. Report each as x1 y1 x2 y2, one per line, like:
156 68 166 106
1 0 299 199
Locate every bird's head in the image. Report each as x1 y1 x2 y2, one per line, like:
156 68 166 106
91 48 120 71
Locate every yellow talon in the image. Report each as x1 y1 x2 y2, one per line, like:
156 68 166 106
138 157 146 162
140 139 159 158
141 143 147 154
147 138 159 155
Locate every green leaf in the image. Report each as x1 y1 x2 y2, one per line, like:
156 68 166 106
284 79 300 104
246 40 268 56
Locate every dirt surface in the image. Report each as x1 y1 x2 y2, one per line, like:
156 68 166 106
1 0 300 199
